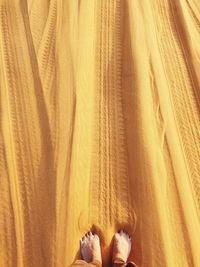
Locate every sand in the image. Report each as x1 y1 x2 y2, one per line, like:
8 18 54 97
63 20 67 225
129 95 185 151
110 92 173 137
0 0 200 266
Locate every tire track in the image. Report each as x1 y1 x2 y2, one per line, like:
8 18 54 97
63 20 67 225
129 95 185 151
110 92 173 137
185 0 200 33
28 0 50 53
155 0 200 213
89 0 135 232
0 1 56 266
0 110 17 266
37 0 59 169
151 1 200 265
164 138 194 267
170 0 200 107
0 5 31 266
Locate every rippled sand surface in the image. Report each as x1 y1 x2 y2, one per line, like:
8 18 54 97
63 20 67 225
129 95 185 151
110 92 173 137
0 1 200 266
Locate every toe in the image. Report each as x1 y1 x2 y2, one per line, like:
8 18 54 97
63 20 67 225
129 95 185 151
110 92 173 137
126 232 130 239
114 232 120 239
123 230 128 237
81 237 84 244
125 232 130 240
88 231 92 237
87 232 92 239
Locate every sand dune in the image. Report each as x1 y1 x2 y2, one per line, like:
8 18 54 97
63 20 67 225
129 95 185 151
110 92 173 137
0 1 200 266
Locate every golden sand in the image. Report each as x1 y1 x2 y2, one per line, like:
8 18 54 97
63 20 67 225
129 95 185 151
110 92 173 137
0 1 200 266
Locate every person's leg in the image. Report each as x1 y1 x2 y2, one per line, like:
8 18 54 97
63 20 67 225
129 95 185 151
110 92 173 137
69 232 102 267
112 230 138 267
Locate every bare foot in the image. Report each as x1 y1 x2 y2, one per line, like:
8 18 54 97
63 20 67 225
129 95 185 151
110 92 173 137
80 232 102 263
112 230 132 263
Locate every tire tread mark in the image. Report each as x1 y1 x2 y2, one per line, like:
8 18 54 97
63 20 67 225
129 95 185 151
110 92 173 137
90 0 134 229
155 0 200 211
